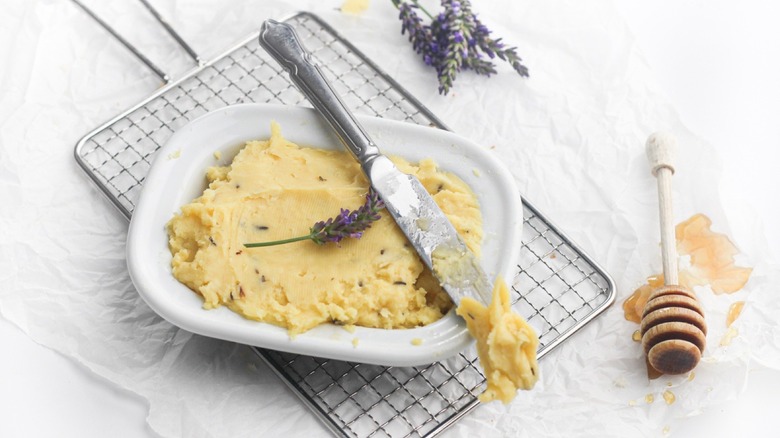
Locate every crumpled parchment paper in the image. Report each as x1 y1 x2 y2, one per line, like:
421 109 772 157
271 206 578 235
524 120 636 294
1 0 778 437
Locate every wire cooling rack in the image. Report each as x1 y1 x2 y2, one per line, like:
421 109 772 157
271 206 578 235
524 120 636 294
74 9 615 438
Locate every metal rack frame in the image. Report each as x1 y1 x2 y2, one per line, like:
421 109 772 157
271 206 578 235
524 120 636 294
72 4 615 437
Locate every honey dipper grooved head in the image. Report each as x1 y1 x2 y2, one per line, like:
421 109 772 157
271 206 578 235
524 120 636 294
639 284 706 375
641 307 707 337
647 339 702 375
648 285 697 301
642 321 706 354
642 295 705 326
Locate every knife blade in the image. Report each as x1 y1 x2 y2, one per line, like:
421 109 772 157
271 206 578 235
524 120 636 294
259 20 493 305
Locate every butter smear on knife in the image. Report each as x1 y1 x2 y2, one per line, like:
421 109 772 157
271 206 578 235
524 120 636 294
433 246 540 402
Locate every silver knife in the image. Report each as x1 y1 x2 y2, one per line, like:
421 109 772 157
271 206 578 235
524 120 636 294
259 20 493 306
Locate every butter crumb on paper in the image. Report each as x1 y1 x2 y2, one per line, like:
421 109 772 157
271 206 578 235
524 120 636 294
341 0 369 14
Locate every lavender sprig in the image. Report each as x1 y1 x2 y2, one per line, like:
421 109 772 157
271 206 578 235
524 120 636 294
397 1 432 60
471 16 529 77
392 0 529 95
243 189 385 248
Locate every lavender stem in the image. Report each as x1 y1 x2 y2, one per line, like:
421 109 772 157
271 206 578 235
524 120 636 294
244 235 311 248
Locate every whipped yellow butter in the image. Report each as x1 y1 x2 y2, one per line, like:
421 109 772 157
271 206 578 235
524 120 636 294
166 122 482 335
456 279 540 403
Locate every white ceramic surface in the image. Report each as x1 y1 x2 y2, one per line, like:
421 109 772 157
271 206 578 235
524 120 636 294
126 103 522 366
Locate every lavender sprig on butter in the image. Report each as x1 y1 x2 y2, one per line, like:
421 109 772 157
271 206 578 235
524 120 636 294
244 188 384 248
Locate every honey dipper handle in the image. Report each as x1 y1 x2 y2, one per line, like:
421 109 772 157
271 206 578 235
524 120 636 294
646 132 679 285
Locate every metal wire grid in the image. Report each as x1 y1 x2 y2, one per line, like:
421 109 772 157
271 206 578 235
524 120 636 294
259 202 612 438
74 11 614 438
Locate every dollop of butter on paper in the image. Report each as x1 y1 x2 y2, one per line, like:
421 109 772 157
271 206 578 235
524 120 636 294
457 278 539 404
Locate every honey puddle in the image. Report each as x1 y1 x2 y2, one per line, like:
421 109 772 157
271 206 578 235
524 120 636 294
662 390 676 405
623 275 665 324
623 214 752 324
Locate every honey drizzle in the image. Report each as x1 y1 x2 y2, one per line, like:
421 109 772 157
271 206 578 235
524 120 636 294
720 326 739 346
726 301 745 327
623 275 665 324
623 214 752 324
676 214 752 294
646 358 663 380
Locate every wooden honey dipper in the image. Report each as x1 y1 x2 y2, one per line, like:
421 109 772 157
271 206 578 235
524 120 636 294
641 132 707 375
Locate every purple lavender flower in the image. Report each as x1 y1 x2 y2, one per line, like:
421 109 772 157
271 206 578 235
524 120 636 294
470 15 529 77
396 1 434 58
244 189 385 248
392 0 529 94
435 0 471 94
310 189 384 245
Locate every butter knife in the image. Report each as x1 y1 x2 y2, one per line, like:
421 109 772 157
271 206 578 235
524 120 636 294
259 20 492 305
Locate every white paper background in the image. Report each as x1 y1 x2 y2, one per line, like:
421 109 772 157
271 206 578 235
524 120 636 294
1 0 778 437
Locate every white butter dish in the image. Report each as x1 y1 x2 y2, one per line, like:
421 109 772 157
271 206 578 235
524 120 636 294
126 103 522 366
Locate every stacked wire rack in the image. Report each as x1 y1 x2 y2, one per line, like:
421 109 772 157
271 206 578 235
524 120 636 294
74 10 615 438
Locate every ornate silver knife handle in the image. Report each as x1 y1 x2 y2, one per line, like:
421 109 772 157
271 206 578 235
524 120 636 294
259 20 382 172
259 19 493 306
